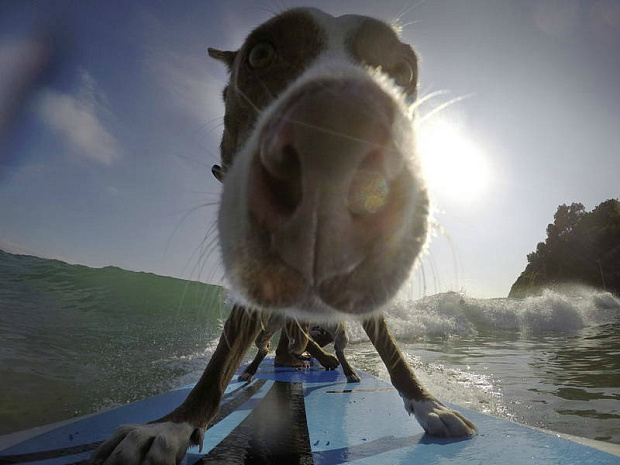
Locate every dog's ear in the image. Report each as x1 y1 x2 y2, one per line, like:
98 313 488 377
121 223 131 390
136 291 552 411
211 164 225 183
207 48 237 71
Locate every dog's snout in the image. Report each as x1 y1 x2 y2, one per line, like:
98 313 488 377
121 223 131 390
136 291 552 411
247 80 406 286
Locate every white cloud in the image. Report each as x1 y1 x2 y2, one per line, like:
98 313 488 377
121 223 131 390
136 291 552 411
136 9 225 126
37 69 121 165
106 185 120 195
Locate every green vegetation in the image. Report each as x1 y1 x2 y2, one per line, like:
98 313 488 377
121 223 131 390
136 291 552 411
509 199 620 298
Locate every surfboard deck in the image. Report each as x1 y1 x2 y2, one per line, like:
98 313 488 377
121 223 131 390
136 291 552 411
1 358 619 464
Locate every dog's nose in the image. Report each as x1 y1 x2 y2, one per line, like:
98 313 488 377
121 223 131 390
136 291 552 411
248 79 405 283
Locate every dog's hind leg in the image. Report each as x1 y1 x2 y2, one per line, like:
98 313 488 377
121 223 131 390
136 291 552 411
274 320 310 368
89 305 263 465
304 336 339 370
362 315 477 437
238 326 277 382
330 322 360 382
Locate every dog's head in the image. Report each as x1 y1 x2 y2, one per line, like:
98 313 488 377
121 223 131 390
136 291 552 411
210 8 428 319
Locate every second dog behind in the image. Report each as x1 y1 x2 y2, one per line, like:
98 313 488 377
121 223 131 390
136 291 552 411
238 319 361 383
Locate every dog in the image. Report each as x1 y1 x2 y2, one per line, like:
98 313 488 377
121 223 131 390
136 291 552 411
238 319 361 383
218 150 360 384
90 8 476 464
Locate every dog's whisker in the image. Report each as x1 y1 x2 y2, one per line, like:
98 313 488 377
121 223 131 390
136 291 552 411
183 192 221 200
396 19 424 31
411 89 452 111
257 76 276 102
256 1 284 16
276 116 394 150
192 114 225 137
164 202 215 264
179 220 219 286
391 0 428 32
166 200 219 252
431 220 462 294
230 81 261 114
418 93 475 125
174 152 217 171
198 232 221 281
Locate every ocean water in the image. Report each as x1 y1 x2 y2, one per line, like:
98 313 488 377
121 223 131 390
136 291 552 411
0 250 618 445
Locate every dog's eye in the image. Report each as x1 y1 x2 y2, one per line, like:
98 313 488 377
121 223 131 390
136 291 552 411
248 42 275 69
391 60 414 88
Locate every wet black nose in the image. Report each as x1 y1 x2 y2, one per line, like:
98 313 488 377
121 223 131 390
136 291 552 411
247 79 404 284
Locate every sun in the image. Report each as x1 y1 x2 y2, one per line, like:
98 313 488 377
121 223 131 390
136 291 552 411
418 118 489 203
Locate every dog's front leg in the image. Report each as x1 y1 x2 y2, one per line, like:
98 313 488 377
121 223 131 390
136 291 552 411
89 305 263 465
362 315 477 438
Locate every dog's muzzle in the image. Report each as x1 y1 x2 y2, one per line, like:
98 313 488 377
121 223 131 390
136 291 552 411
246 78 416 301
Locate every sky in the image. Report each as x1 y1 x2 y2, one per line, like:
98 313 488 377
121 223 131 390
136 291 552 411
0 0 618 298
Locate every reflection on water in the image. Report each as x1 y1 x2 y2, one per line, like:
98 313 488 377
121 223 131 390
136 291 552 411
348 320 620 444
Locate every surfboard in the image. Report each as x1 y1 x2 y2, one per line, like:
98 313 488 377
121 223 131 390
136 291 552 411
1 358 619 464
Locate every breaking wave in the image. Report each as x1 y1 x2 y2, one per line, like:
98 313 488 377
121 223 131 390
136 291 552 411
346 288 620 343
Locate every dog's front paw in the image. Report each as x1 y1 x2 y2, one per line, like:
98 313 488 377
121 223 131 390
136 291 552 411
238 370 254 382
89 421 203 465
404 398 477 437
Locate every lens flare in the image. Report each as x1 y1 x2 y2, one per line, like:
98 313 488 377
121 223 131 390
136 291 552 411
348 170 389 215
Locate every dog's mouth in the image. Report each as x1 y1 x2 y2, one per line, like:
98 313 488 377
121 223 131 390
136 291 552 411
234 225 381 316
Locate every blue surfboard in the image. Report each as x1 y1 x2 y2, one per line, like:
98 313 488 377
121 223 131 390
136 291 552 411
1 358 619 464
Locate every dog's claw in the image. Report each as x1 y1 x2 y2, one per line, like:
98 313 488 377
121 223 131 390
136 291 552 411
89 421 201 465
405 398 478 438
294 361 311 371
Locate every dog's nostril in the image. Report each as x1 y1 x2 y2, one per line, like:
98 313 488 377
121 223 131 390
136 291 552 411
260 144 302 216
270 144 300 180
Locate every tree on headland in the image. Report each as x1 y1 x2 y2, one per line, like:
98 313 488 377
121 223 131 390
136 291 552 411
509 199 620 298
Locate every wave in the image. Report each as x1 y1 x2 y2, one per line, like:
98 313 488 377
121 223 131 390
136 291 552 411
3 249 617 345
0 249 226 321
0 250 228 433
347 288 620 343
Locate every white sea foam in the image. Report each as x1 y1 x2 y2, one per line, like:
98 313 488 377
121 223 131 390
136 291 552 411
345 287 620 343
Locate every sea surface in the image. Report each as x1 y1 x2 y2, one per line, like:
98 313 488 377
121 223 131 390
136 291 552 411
1 250 619 445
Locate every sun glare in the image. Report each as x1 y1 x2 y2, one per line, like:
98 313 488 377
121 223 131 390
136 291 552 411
418 119 489 203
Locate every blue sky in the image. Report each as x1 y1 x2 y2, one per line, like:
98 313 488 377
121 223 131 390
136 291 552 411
1 0 618 298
